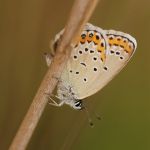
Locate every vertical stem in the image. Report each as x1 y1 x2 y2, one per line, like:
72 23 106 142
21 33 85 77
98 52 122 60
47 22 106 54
9 0 99 149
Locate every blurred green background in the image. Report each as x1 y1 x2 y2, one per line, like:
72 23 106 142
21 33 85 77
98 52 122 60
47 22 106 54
0 0 150 149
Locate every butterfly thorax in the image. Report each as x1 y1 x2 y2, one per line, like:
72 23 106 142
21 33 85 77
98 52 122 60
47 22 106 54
57 81 83 110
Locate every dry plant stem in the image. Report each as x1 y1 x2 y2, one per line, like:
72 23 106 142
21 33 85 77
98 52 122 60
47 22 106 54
9 0 99 150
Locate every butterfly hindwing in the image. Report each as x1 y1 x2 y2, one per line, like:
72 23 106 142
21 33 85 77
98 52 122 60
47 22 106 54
86 29 137 98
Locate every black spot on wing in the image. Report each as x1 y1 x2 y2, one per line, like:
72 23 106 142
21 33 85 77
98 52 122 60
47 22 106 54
73 55 77 59
85 48 88 52
84 78 87 82
80 62 86 67
103 66 108 71
93 67 97 71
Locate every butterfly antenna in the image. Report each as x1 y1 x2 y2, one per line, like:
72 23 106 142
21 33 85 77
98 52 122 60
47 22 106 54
94 111 102 120
83 106 94 127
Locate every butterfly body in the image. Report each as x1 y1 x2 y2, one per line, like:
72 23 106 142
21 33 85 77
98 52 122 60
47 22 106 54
46 23 137 110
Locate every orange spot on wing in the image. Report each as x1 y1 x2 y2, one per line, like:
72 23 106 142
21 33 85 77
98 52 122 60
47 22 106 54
92 32 100 45
79 31 107 62
86 32 93 42
97 40 106 62
108 37 133 54
79 36 86 43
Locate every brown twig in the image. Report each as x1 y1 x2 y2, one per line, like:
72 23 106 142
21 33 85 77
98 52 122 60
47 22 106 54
9 0 99 149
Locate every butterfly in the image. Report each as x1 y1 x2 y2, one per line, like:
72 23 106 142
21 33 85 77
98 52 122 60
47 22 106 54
45 23 137 110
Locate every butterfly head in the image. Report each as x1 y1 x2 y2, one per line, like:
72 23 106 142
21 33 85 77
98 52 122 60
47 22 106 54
72 100 84 110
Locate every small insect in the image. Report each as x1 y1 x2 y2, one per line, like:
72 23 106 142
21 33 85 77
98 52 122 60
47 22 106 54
45 23 137 110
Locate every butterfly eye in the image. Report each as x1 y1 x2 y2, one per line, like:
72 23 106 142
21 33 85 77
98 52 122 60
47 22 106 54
75 100 82 107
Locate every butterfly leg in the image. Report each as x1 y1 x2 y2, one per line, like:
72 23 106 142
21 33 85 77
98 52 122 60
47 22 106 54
48 96 64 107
44 36 59 66
44 53 62 82
45 92 64 107
44 52 53 67
50 93 60 99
